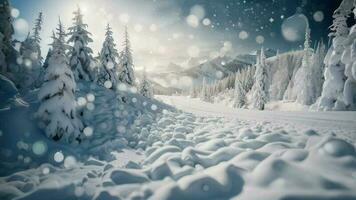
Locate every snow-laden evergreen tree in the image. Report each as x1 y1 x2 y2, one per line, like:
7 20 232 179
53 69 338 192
200 77 209 101
97 24 119 87
32 12 45 88
312 40 326 99
294 24 315 105
270 50 288 100
241 66 255 93
139 69 153 98
68 6 95 81
17 12 43 90
234 71 246 108
341 2 356 110
32 12 43 44
315 0 354 110
0 0 14 74
118 26 135 85
37 21 83 143
252 48 268 110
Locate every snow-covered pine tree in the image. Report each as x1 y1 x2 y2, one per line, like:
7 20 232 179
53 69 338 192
68 6 95 81
200 77 208 101
139 69 153 98
295 24 315 105
341 2 356 110
0 0 14 73
118 26 135 85
315 0 354 110
37 20 83 143
234 71 246 108
17 12 43 90
312 40 326 99
252 48 268 110
32 12 43 44
97 24 119 88
242 66 255 93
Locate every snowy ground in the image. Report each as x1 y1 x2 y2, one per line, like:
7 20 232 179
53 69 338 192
1 95 356 200
158 95 356 143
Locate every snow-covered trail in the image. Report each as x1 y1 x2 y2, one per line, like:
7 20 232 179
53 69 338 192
157 95 356 142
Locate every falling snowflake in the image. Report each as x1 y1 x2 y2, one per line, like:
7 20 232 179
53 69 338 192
86 93 95 102
202 18 211 26
256 35 265 44
64 156 77 169
151 104 158 111
86 103 95 112
42 167 50 175
104 81 113 89
83 126 94 137
239 31 249 40
54 151 64 163
13 18 29 40
77 97 87 106
32 141 47 156
186 15 199 28
117 83 128 91
11 8 20 18
313 11 324 22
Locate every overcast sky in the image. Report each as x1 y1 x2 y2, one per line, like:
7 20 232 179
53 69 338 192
10 0 341 72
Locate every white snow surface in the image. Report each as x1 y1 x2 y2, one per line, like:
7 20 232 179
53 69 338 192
1 95 356 200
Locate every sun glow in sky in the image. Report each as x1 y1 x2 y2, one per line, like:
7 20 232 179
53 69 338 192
10 0 338 74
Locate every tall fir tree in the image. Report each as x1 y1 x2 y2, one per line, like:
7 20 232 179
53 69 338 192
98 24 119 87
17 12 43 90
0 0 14 73
312 40 326 99
234 71 246 108
252 48 268 110
200 77 208 101
37 20 83 143
295 24 315 105
32 12 43 44
118 26 135 85
68 6 94 81
139 68 153 98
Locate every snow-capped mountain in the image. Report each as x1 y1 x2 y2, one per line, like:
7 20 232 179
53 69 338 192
148 54 259 89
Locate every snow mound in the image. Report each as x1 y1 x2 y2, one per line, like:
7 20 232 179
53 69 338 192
2 110 356 200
